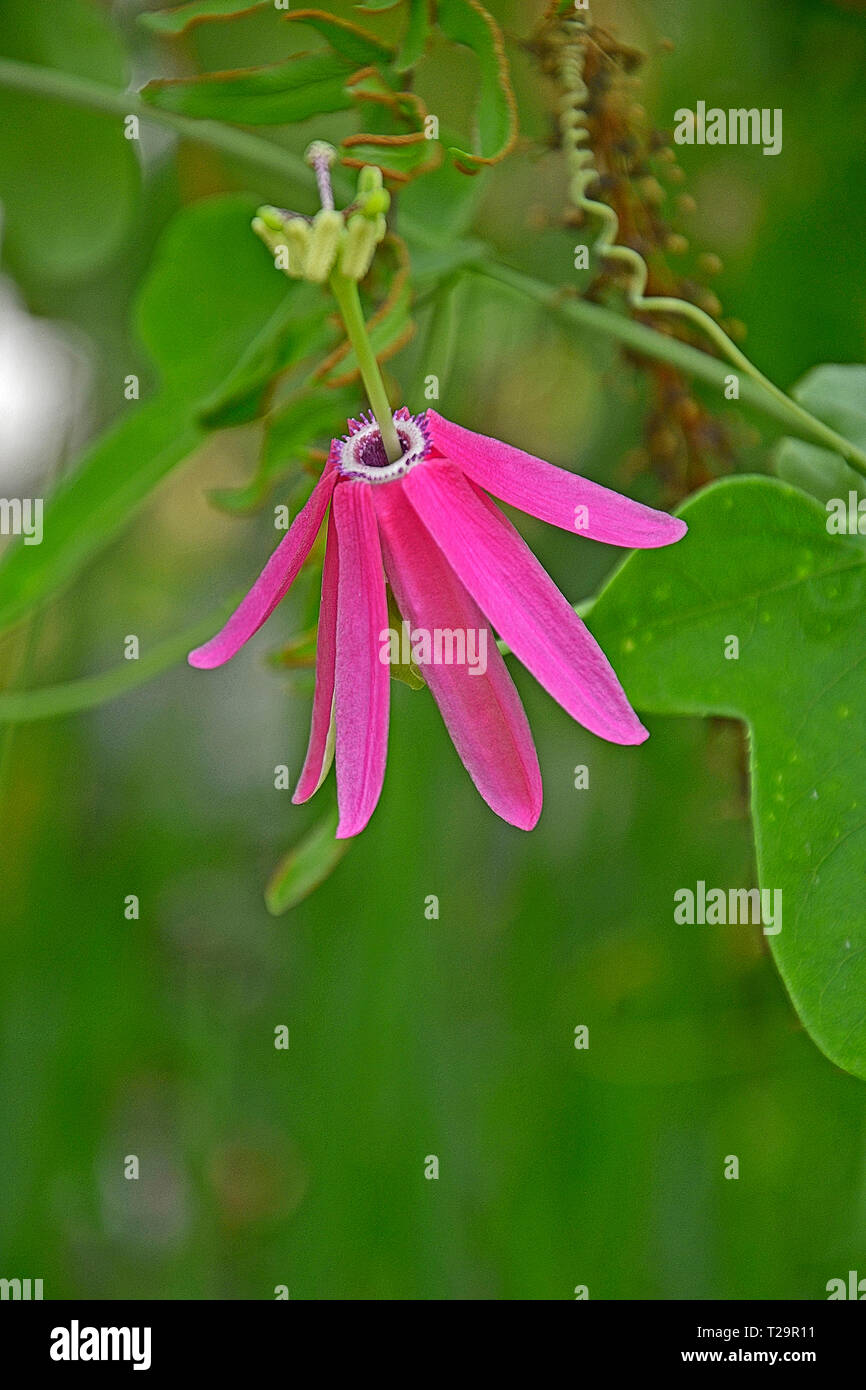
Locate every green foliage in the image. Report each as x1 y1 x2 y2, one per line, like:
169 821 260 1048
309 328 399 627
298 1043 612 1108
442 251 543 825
590 476 866 1078
265 806 350 914
355 0 431 69
0 401 199 633
141 53 357 126
3 0 866 1304
0 196 332 631
283 10 394 67
318 263 414 385
140 1 272 36
0 0 139 279
0 598 239 722
776 365 866 504
135 194 288 398
436 0 517 171
397 0 431 70
210 389 354 514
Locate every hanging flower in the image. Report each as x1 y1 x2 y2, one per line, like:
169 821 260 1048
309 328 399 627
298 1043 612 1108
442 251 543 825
189 409 686 837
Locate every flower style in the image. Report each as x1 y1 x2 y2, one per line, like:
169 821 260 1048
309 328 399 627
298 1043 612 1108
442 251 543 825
189 409 686 837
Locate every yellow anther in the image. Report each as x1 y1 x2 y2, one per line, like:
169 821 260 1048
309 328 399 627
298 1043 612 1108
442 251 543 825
339 213 379 282
305 209 345 283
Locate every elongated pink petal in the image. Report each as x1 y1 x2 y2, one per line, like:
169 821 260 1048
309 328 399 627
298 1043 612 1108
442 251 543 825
189 458 337 669
332 481 390 838
403 461 648 745
426 410 686 549
375 481 542 830
293 510 339 804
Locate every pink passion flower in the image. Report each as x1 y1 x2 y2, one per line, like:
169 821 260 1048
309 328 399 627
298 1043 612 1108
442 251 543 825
189 409 686 838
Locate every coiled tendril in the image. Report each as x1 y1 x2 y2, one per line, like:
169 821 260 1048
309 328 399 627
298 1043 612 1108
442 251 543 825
556 7 866 479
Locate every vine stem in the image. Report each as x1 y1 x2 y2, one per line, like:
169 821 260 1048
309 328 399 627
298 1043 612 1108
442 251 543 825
642 296 866 477
0 55 863 474
0 56 316 189
473 261 866 474
556 11 866 481
0 594 242 724
328 272 401 461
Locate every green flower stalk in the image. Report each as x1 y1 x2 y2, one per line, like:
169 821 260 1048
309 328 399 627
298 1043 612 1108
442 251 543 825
252 144 399 461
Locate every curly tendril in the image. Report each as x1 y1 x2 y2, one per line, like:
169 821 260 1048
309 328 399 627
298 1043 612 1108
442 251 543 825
557 8 866 479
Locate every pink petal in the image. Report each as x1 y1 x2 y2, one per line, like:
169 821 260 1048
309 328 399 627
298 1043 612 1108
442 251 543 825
188 457 337 670
332 481 390 838
403 461 648 746
375 481 542 831
426 410 687 549
293 510 339 804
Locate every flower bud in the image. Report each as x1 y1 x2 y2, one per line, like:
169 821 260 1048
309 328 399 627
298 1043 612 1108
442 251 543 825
357 165 384 196
360 188 390 219
257 204 287 232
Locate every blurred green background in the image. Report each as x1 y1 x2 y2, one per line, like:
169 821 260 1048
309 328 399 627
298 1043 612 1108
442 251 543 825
1 0 866 1300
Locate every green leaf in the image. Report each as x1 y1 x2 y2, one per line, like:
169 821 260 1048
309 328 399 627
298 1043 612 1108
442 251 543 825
400 156 489 242
0 196 291 633
790 364 866 446
0 0 139 279
386 586 425 688
776 364 866 504
0 400 199 633
355 0 429 69
340 132 440 182
136 193 287 398
210 389 351 514
261 392 347 482
141 52 355 125
398 0 430 69
197 291 331 431
409 236 486 286
265 806 350 914
588 475 866 1078
0 596 239 723
436 0 517 172
340 65 440 184
284 9 394 67
139 1 271 35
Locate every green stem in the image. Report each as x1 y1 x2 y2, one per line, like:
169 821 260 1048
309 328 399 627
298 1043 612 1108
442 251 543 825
0 596 241 725
0 56 317 193
474 262 866 474
647 294 866 477
328 272 401 461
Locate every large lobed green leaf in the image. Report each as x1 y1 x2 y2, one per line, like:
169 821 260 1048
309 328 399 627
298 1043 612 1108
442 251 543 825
589 474 866 1078
776 364 866 505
